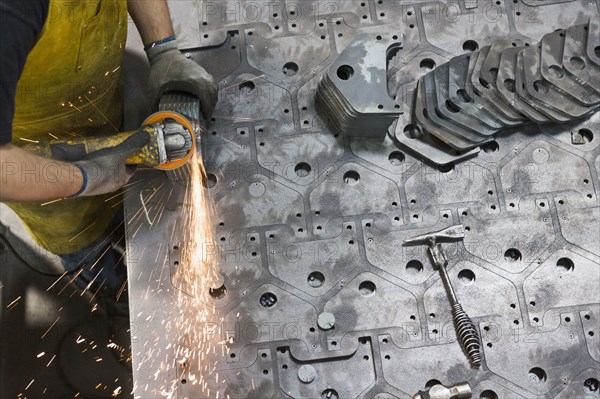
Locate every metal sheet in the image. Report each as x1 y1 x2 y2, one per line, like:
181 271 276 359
124 1 600 398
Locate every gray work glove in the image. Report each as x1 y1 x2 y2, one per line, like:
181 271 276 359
73 132 150 197
146 40 218 118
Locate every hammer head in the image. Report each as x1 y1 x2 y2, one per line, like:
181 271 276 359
403 225 465 246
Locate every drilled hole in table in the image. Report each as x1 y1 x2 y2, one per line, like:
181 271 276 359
295 162 311 177
480 390 498 399
577 129 594 143
462 39 479 52
482 140 499 153
504 248 522 262
584 378 599 392
533 80 549 94
308 272 325 288
359 281 376 296
425 379 442 389
239 81 256 93
458 269 475 285
343 170 360 185
528 367 547 384
203 173 217 188
557 257 574 272
209 284 227 300
406 260 423 274
419 58 436 71
321 389 339 399
259 292 277 308
438 164 455 173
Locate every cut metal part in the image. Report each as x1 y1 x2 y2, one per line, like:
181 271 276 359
563 24 600 95
414 79 474 150
587 16 600 67
391 117 480 167
495 46 551 123
423 72 491 146
315 32 403 138
446 54 504 129
515 46 571 122
517 44 591 119
408 21 600 163
432 63 498 136
496 46 549 123
477 40 530 124
539 30 600 106
469 45 527 126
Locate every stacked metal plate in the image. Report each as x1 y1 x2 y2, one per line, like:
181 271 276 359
411 17 600 152
315 32 404 139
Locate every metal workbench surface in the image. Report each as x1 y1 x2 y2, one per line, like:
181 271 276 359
124 1 600 398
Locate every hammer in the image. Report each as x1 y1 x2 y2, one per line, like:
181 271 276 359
404 225 482 368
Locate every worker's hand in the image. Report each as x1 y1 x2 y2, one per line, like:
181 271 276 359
73 132 150 197
146 40 218 118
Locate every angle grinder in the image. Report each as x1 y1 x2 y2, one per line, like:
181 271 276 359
23 111 196 170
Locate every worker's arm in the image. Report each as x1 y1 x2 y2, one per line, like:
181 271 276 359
0 130 150 202
0 1 83 202
0 144 83 202
0 1 149 202
127 0 219 117
127 0 175 45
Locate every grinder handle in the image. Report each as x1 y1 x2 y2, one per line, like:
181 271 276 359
22 125 161 166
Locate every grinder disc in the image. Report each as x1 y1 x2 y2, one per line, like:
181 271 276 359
143 111 196 170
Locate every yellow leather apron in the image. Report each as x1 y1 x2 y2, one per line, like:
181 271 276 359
6 0 128 254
